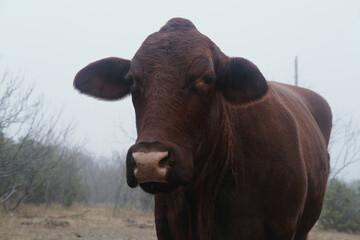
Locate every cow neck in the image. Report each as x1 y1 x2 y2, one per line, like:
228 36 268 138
185 95 244 238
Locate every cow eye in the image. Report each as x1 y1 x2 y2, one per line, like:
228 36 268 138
203 75 215 84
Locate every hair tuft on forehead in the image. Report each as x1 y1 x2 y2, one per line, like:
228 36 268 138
159 17 197 32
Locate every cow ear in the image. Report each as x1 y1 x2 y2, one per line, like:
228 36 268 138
216 57 268 104
74 57 132 100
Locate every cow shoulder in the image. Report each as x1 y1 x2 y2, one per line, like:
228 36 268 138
269 82 332 144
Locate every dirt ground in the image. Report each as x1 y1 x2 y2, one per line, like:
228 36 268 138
0 204 359 240
0 204 156 240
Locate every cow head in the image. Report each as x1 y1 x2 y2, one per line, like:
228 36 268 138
74 18 268 194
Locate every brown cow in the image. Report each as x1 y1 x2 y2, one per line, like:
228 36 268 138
74 18 332 240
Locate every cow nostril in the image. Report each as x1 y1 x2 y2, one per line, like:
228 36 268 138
158 153 170 167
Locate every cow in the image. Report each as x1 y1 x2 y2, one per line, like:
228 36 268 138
74 18 332 240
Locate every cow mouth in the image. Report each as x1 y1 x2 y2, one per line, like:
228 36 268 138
139 182 178 194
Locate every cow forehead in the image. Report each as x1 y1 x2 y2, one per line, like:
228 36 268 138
132 31 213 78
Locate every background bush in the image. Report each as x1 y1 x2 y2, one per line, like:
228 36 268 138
319 178 360 233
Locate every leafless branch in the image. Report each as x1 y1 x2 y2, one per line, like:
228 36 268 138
329 117 360 180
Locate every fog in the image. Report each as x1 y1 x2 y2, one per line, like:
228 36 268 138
1 0 359 180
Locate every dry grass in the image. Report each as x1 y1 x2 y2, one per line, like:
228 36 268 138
1 204 359 240
0 204 156 240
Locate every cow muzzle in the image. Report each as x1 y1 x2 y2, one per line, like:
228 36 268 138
126 142 173 188
126 141 192 193
132 151 169 184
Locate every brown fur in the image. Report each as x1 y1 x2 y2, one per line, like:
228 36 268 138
74 18 332 240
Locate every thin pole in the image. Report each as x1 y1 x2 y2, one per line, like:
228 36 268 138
295 56 298 86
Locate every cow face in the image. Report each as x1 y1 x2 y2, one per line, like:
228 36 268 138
74 18 268 194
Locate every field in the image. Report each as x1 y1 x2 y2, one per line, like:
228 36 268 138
0 204 359 240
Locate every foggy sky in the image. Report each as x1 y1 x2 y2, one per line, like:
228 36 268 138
0 0 359 180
